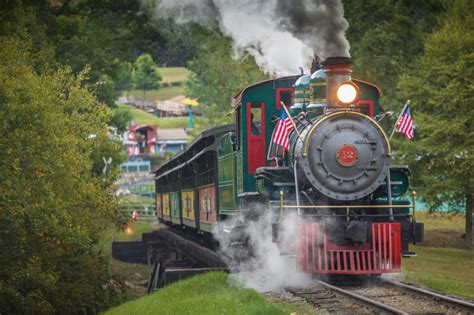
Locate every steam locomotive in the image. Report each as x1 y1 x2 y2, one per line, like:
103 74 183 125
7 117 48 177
154 57 424 275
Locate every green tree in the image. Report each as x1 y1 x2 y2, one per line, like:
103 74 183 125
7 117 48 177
187 32 268 133
0 0 56 71
115 61 134 97
133 53 162 105
1 0 203 108
0 37 127 313
110 110 133 133
397 0 474 248
344 0 444 111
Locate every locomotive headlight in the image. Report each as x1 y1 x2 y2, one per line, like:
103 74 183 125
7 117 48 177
336 82 359 105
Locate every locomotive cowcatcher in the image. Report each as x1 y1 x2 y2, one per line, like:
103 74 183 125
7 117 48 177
154 56 424 276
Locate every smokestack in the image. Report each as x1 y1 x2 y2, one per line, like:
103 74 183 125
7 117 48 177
323 57 352 107
310 55 321 74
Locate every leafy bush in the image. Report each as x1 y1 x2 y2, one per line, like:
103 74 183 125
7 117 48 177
0 37 127 314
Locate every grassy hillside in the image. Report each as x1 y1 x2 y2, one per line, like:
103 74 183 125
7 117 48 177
131 85 186 101
104 272 305 315
158 67 190 83
116 105 188 127
131 67 189 101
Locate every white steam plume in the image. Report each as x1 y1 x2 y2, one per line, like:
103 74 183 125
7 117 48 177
215 207 312 292
154 0 350 76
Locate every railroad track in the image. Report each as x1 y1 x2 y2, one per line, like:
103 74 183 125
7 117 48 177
380 279 474 314
289 278 474 314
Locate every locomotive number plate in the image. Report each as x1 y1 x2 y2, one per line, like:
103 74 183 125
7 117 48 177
336 144 359 167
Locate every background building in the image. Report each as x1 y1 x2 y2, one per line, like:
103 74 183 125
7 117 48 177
123 125 187 157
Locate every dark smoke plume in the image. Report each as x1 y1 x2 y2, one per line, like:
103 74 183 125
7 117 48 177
154 0 350 77
276 0 350 59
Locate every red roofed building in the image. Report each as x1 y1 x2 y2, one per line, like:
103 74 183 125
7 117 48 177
123 125 187 157
124 125 157 156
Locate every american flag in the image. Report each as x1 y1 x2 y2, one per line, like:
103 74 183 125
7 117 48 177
272 107 294 151
396 106 414 140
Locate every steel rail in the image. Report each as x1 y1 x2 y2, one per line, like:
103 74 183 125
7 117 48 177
382 279 474 312
315 280 408 314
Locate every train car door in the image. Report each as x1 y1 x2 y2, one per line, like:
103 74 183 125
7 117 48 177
246 101 266 174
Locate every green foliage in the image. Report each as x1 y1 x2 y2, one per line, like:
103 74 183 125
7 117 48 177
133 54 162 100
344 0 444 110
187 33 268 133
397 0 474 246
52 13 121 107
0 0 56 71
105 272 287 315
111 109 134 133
115 62 134 93
0 0 202 108
147 18 208 67
158 67 190 83
0 37 127 313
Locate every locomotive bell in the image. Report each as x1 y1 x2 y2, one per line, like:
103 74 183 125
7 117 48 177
323 57 357 107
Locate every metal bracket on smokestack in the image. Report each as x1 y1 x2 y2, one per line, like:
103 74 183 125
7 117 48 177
323 57 353 108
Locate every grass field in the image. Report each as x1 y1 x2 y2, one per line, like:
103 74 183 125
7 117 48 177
115 105 188 127
401 210 474 298
131 85 186 101
104 272 309 315
158 67 190 83
130 67 189 101
402 245 474 298
414 211 466 249
414 211 464 231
